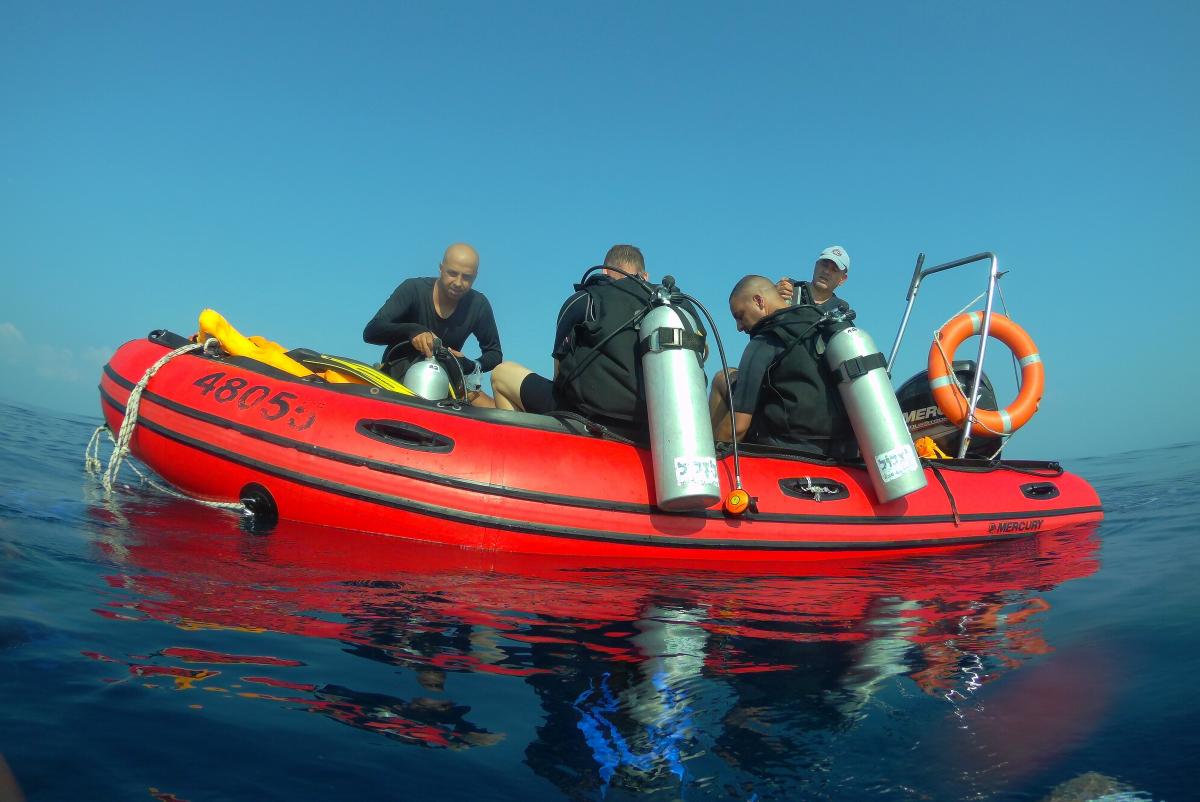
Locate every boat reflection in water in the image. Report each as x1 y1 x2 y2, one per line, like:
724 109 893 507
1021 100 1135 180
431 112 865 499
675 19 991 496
86 495 1101 799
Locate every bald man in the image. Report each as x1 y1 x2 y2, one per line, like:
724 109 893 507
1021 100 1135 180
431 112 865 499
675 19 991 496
364 243 502 404
711 273 852 455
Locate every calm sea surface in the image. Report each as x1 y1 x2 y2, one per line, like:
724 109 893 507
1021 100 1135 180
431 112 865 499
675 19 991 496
1 398 1196 801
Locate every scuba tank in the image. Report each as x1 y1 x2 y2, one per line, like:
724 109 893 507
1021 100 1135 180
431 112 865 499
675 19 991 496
823 323 927 503
401 338 452 400
637 277 720 511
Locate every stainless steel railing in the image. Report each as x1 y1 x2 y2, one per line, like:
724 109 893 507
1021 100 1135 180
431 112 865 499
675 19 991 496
886 251 1001 459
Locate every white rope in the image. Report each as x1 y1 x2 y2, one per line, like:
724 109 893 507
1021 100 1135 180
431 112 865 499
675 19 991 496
88 339 246 513
949 290 988 323
995 281 1023 387
88 423 244 510
101 340 205 491
85 425 107 474
983 438 1009 461
799 476 840 501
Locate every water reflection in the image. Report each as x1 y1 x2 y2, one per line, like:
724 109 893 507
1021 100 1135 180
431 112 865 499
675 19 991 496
85 496 1100 799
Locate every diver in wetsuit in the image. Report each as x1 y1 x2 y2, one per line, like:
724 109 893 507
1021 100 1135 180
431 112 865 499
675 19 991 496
490 245 648 421
491 244 707 441
363 243 502 406
711 248 855 456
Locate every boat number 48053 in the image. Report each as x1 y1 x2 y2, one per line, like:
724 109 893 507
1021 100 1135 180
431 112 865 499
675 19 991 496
192 372 316 431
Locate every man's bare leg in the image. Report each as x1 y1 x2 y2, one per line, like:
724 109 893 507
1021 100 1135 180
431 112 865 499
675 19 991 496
491 362 535 411
467 389 497 408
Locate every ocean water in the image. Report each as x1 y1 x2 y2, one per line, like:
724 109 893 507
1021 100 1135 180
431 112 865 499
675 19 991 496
0 397 1196 802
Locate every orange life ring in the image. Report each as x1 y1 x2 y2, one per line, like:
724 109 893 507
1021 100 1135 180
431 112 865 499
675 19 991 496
927 312 1044 436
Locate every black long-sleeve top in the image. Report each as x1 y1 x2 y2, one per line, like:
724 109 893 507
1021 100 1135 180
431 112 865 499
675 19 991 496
363 277 503 372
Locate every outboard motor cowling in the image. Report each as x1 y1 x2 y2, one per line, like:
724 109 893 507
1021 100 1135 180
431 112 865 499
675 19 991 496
896 360 1000 458
638 286 720 511
824 326 927 503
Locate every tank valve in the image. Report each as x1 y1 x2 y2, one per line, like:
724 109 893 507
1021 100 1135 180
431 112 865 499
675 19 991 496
724 489 751 515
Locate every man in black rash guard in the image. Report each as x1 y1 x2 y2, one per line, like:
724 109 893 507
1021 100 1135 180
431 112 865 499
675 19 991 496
491 244 662 434
363 242 502 406
710 246 853 455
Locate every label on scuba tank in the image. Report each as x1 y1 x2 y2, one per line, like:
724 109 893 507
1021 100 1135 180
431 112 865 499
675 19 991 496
876 444 920 483
674 456 718 487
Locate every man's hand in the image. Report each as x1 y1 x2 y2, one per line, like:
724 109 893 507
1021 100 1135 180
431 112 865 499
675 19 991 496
411 331 437 357
776 277 796 302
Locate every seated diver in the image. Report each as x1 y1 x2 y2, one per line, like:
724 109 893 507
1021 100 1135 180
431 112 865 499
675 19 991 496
710 271 854 457
491 244 705 440
362 242 501 406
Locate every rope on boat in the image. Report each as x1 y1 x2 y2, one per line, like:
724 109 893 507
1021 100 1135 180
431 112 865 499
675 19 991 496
928 465 960 527
87 425 245 511
85 339 246 513
84 425 107 475
797 476 841 501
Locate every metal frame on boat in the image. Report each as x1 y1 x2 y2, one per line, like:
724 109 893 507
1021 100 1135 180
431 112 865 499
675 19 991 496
888 251 1006 458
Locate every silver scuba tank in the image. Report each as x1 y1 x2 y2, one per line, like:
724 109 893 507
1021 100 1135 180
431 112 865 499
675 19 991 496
638 291 721 511
824 325 927 503
402 340 452 401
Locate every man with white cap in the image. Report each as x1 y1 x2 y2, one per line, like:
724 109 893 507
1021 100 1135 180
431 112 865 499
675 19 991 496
710 245 854 455
776 244 850 309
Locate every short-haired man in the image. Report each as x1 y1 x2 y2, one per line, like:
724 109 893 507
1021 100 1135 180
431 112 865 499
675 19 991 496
363 242 502 405
711 246 853 454
775 244 851 307
492 244 687 438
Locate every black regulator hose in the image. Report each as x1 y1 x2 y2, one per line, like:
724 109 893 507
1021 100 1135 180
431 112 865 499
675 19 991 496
554 266 657 388
678 290 745 494
431 343 468 401
576 264 657 294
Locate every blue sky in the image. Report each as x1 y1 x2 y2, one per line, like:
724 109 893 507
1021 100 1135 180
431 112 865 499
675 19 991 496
2 1 1197 459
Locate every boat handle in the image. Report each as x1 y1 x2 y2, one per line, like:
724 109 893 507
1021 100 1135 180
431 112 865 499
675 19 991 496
356 419 455 453
1019 481 1060 500
779 477 850 502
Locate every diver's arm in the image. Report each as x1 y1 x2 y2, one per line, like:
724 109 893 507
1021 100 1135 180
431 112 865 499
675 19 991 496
363 280 427 345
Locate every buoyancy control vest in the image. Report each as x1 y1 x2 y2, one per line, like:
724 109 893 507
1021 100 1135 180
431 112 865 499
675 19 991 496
555 275 655 425
752 285 852 446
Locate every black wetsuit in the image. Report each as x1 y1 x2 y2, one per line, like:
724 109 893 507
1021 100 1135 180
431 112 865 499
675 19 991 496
521 274 706 440
363 277 503 378
731 283 851 454
554 275 657 427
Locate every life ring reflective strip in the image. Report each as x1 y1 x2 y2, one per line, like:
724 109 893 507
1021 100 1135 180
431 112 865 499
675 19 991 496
927 312 1044 436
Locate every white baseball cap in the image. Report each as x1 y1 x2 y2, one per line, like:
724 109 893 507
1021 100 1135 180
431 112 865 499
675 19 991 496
816 245 850 274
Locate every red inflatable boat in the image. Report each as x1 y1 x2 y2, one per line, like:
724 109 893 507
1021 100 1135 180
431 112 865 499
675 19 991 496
97 326 1102 562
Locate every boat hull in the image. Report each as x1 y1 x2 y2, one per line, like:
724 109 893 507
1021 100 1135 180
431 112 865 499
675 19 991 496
98 334 1103 560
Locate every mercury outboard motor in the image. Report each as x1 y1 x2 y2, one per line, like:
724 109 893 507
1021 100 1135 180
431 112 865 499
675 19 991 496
896 360 1000 458
638 277 720 511
824 324 927 503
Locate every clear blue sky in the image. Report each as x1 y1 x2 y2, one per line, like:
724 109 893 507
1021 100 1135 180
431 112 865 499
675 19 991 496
2 1 1196 459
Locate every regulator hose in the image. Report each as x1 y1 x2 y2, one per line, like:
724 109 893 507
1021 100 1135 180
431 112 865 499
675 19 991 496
676 288 745 493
